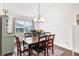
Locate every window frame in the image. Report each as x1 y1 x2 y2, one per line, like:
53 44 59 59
13 17 34 35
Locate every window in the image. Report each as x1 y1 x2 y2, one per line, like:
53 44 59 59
24 21 33 32
15 18 33 34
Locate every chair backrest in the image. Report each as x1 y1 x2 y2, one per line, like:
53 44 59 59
47 34 55 47
48 34 55 40
37 35 47 47
38 35 47 42
31 35 47 48
38 39 47 48
25 33 32 38
15 36 21 52
30 36 47 50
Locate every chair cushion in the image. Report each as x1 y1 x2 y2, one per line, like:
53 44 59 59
32 45 45 53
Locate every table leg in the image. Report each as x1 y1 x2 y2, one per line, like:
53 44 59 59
29 45 31 56
23 41 25 50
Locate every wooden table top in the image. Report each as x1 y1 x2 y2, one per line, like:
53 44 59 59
22 37 39 45
23 33 51 45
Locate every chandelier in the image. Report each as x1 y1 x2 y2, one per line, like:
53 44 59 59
34 3 45 23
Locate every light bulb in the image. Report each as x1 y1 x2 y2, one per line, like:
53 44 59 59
34 17 45 23
34 17 38 22
40 17 45 22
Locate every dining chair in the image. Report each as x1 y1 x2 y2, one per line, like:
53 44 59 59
47 34 55 56
15 36 29 56
25 33 32 38
30 35 47 56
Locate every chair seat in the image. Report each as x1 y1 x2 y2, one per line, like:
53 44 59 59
17 44 28 52
32 45 45 53
21 48 29 53
23 44 28 48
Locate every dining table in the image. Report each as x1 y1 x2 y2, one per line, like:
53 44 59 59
22 32 51 56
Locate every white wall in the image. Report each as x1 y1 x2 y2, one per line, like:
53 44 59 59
40 3 78 50
1 3 79 52
72 4 79 52
73 25 79 52
6 4 79 51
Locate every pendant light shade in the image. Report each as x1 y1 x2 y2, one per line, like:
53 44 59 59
34 17 45 23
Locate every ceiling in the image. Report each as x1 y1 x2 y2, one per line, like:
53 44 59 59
0 3 53 17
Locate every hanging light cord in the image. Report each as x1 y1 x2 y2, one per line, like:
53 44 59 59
38 3 40 20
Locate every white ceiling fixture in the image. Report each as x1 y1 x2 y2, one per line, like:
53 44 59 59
34 3 45 23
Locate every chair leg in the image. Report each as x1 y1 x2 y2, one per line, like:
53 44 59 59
52 46 54 54
17 51 20 56
44 50 46 56
38 52 39 56
52 40 54 54
23 41 25 50
20 51 22 56
47 48 49 56
30 48 33 56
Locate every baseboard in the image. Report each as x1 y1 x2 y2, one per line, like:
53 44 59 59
54 44 73 52
4 52 14 56
74 51 79 55
54 44 79 55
